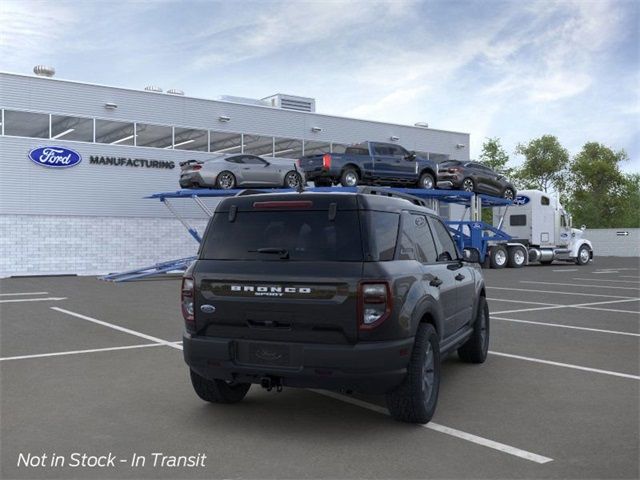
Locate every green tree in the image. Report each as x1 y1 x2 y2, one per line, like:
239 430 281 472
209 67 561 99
479 137 511 174
514 135 569 193
566 142 637 228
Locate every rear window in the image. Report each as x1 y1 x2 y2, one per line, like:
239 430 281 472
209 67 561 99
200 211 363 261
345 147 369 156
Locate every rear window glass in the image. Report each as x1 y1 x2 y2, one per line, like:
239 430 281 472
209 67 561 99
200 211 363 261
361 211 400 261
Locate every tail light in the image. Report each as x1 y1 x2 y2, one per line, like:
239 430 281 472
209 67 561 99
322 153 332 169
181 276 195 330
358 282 392 330
296 158 301 167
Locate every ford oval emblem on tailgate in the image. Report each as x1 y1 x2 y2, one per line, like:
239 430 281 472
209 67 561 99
200 304 216 313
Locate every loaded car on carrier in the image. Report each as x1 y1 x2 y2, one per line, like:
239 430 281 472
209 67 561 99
181 188 490 424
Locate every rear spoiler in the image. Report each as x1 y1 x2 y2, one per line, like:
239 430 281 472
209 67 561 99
179 159 203 167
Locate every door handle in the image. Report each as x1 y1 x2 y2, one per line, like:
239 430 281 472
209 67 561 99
429 277 443 287
455 273 465 281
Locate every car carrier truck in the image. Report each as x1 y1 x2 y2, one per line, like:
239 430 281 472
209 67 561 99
490 189 593 267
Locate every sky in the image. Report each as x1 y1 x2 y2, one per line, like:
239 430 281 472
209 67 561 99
1 0 638 172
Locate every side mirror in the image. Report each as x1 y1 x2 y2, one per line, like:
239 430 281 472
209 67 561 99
581 224 586 231
405 151 416 161
462 248 481 263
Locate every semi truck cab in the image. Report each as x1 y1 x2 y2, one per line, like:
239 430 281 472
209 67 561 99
494 189 593 265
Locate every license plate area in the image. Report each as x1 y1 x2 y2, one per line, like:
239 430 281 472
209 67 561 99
235 341 300 368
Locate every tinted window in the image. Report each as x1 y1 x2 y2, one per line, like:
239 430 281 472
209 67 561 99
136 123 172 148
242 155 267 165
541 196 550 206
399 214 438 263
345 147 369 156
510 214 527 226
201 211 362 262
429 218 458 262
389 145 408 157
362 211 399 261
4 110 49 138
225 156 243 164
51 115 93 142
95 119 135 145
373 145 392 155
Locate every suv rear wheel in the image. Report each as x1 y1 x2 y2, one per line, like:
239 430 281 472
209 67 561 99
190 370 251 404
458 296 489 363
386 323 440 424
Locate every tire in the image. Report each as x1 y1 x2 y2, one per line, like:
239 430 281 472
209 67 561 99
216 171 236 190
189 369 250 404
461 177 475 192
489 245 508 269
576 245 591 265
507 246 526 268
503 187 515 200
418 172 435 190
340 168 359 187
458 296 490 363
386 323 440 424
283 170 303 189
540 260 553 265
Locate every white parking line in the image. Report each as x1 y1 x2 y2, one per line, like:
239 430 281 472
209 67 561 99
552 269 578 272
572 278 640 284
491 297 640 315
520 281 640 291
488 286 638 299
312 390 553 464
487 298 559 306
492 316 640 337
0 297 67 304
621 275 640 279
0 292 49 296
0 343 163 362
489 351 640 380
51 307 182 350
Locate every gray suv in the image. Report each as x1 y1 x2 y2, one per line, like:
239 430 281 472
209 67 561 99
182 188 489 423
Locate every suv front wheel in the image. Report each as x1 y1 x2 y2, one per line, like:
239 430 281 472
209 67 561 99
386 323 440 424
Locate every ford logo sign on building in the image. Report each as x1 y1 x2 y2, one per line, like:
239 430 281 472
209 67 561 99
28 146 82 168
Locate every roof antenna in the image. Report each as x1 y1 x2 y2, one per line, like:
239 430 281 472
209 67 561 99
293 161 305 193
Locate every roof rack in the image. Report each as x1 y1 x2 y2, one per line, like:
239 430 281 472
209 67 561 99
356 186 428 207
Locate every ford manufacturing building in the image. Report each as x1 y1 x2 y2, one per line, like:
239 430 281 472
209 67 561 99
0 69 470 277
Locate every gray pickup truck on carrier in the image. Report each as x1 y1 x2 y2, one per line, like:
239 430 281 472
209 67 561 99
298 141 439 190
182 188 489 423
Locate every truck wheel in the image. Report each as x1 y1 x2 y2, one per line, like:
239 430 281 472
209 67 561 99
386 323 440 424
507 246 526 268
458 296 490 363
190 370 250 404
576 245 591 265
418 172 435 190
340 168 359 187
216 171 236 190
489 245 508 269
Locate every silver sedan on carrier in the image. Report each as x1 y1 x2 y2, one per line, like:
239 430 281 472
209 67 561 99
179 154 305 190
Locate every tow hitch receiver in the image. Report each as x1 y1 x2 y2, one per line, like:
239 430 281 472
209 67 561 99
260 376 283 392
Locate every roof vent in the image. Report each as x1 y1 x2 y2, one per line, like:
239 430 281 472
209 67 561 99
33 65 55 77
145 85 163 92
167 89 184 96
262 94 316 113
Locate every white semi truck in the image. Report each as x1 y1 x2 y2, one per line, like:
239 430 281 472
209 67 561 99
490 189 593 268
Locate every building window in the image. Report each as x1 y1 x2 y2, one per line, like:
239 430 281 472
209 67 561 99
210 131 243 154
4 110 49 138
51 114 93 142
244 134 274 156
273 137 303 158
173 127 208 151
304 140 330 156
136 123 172 149
95 119 135 145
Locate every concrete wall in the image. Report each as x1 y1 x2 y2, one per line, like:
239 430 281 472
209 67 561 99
586 228 640 257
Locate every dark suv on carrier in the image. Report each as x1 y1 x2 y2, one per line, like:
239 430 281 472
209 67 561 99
182 188 489 423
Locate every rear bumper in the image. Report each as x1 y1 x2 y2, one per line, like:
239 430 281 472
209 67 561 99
179 172 207 188
436 180 454 189
183 334 413 394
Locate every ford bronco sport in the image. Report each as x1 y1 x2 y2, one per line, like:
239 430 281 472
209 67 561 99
182 188 489 423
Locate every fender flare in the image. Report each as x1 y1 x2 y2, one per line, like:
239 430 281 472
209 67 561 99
570 239 593 258
410 296 445 342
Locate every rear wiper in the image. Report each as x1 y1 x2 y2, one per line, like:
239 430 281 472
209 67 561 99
249 247 290 259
